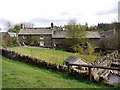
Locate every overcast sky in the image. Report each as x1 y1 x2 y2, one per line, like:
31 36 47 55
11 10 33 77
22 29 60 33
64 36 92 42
0 0 119 27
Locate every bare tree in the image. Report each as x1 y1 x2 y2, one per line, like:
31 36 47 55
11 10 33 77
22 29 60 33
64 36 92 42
5 21 13 31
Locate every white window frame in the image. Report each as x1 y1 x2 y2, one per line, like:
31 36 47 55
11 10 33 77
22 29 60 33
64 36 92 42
39 41 44 47
23 36 25 39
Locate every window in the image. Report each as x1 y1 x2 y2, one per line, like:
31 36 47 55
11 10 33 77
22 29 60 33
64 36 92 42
54 43 56 47
40 35 44 40
23 36 25 39
22 42 25 46
23 35 26 39
39 41 44 47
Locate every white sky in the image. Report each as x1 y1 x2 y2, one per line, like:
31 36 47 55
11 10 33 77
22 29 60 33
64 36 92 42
0 0 119 27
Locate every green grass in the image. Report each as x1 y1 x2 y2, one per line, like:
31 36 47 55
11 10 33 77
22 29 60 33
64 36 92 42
9 46 99 65
2 56 108 88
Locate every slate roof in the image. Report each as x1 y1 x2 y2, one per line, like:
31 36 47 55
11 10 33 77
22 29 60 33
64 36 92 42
99 30 115 37
52 30 66 38
8 32 17 37
64 56 88 65
86 31 101 39
53 31 101 39
18 28 52 35
18 28 101 39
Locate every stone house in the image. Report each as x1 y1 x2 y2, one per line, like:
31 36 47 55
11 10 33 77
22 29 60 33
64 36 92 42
18 28 53 47
0 32 11 46
52 30 66 48
86 31 101 47
18 23 101 48
52 30 101 48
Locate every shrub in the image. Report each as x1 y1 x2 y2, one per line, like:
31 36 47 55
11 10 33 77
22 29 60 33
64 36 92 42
24 35 32 45
71 44 84 54
2 37 17 47
99 34 118 52
87 42 94 55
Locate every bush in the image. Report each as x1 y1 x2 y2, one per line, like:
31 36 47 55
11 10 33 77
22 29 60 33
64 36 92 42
1 37 17 47
25 36 32 45
71 44 84 54
87 42 94 55
33 39 39 46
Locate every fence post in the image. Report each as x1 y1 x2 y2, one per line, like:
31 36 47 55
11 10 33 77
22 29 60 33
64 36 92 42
68 65 71 73
88 67 92 81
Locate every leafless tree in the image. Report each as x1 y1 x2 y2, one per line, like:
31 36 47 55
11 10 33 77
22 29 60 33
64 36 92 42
5 21 13 31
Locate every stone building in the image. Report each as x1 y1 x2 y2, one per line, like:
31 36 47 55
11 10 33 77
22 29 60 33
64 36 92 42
0 32 11 46
18 23 101 48
64 56 88 66
18 28 53 47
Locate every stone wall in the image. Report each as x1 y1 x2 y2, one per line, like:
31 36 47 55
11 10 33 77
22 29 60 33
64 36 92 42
0 47 87 79
93 51 118 66
52 38 66 48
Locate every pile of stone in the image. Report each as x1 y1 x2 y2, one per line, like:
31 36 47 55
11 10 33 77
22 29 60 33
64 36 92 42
91 51 119 81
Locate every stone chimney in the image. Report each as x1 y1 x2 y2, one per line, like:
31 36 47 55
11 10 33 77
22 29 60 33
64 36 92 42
51 22 54 28
21 24 25 29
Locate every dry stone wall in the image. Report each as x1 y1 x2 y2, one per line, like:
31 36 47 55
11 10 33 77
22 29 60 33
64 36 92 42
0 47 87 79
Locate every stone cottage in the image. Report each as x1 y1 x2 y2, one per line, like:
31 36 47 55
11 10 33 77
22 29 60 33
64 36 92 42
18 23 101 48
18 27 53 47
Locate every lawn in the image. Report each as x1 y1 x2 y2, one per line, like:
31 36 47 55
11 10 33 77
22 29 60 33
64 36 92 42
9 46 99 65
2 56 108 88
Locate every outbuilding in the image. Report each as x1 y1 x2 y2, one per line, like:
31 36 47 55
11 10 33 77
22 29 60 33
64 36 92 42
64 56 88 66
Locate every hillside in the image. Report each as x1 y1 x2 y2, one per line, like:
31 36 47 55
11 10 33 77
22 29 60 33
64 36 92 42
9 46 99 64
2 56 107 88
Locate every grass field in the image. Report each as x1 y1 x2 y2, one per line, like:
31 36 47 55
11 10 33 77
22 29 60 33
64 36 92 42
2 56 108 88
9 46 99 65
